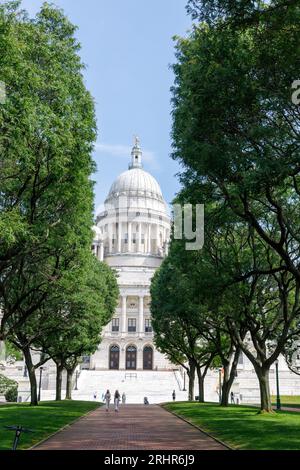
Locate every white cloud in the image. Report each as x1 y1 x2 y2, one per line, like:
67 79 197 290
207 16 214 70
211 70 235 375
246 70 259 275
94 142 160 170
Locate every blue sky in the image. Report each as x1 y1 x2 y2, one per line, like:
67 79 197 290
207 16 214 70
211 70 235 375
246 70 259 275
20 0 192 214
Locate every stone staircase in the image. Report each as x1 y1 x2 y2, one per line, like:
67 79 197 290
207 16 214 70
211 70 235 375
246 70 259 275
41 370 189 404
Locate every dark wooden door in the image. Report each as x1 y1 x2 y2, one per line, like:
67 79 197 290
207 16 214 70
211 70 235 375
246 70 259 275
126 346 137 369
109 346 119 370
143 346 153 370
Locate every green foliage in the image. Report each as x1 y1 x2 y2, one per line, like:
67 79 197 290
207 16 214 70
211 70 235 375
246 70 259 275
172 0 300 283
0 374 18 395
4 341 23 361
34 252 119 369
151 238 216 369
170 0 300 411
5 386 17 402
0 1 97 338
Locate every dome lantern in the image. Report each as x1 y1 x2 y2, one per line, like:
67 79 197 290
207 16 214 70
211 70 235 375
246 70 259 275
129 135 143 169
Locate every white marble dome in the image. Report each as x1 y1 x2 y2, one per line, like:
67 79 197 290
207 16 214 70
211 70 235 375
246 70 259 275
106 168 164 202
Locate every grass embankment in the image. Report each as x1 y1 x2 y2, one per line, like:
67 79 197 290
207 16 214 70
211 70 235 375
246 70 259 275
0 400 100 450
271 395 300 409
164 402 300 450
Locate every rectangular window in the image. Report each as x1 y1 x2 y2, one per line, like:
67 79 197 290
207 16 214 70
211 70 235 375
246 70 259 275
124 233 128 244
128 318 136 332
112 318 119 332
132 234 136 244
145 319 152 333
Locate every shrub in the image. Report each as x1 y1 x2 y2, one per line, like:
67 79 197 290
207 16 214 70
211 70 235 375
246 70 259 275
5 386 18 402
0 374 18 401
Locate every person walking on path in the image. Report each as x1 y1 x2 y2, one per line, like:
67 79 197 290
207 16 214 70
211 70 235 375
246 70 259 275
104 389 111 411
172 390 176 401
230 391 235 404
114 390 121 412
122 392 126 404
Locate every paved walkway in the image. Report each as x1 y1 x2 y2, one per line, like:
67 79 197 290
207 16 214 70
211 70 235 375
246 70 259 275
33 404 226 450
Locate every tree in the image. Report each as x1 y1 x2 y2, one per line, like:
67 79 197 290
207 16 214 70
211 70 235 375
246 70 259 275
186 0 297 26
172 0 300 282
8 253 118 404
171 0 300 411
202 209 300 412
39 255 118 401
0 1 96 338
151 246 216 401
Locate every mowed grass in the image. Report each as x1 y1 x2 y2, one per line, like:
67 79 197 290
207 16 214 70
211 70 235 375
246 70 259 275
271 395 300 408
164 402 300 450
0 400 100 450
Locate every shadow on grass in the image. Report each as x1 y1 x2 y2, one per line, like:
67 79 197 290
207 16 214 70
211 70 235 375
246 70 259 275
0 400 100 450
164 402 300 450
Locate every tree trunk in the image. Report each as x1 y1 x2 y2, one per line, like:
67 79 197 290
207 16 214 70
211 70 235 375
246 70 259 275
219 347 240 407
23 345 38 406
221 375 231 406
256 367 273 412
196 364 205 402
187 360 195 401
65 367 75 400
56 363 63 401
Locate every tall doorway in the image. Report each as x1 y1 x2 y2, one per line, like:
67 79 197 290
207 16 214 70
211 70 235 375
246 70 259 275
143 346 153 370
109 345 120 370
126 345 137 370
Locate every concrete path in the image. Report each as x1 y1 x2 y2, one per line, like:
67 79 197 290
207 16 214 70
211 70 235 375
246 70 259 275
33 404 226 450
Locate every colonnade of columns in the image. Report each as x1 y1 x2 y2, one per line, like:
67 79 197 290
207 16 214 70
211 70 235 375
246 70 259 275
101 220 169 256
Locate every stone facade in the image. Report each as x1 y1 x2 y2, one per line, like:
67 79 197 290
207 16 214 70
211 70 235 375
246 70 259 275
91 139 172 371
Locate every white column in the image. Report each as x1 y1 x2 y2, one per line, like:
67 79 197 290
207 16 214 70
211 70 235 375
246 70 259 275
139 296 144 334
156 223 160 254
144 224 147 254
121 295 127 333
148 223 151 254
128 222 132 252
93 244 97 256
118 222 122 253
163 226 166 245
108 223 113 253
137 222 142 252
99 240 104 261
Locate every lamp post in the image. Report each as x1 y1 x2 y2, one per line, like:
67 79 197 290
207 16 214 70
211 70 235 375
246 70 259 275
219 368 222 404
183 371 186 391
275 359 281 411
38 367 44 402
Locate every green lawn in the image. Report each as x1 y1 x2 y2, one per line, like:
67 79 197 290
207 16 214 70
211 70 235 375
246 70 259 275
164 402 300 450
271 395 300 408
0 400 100 450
